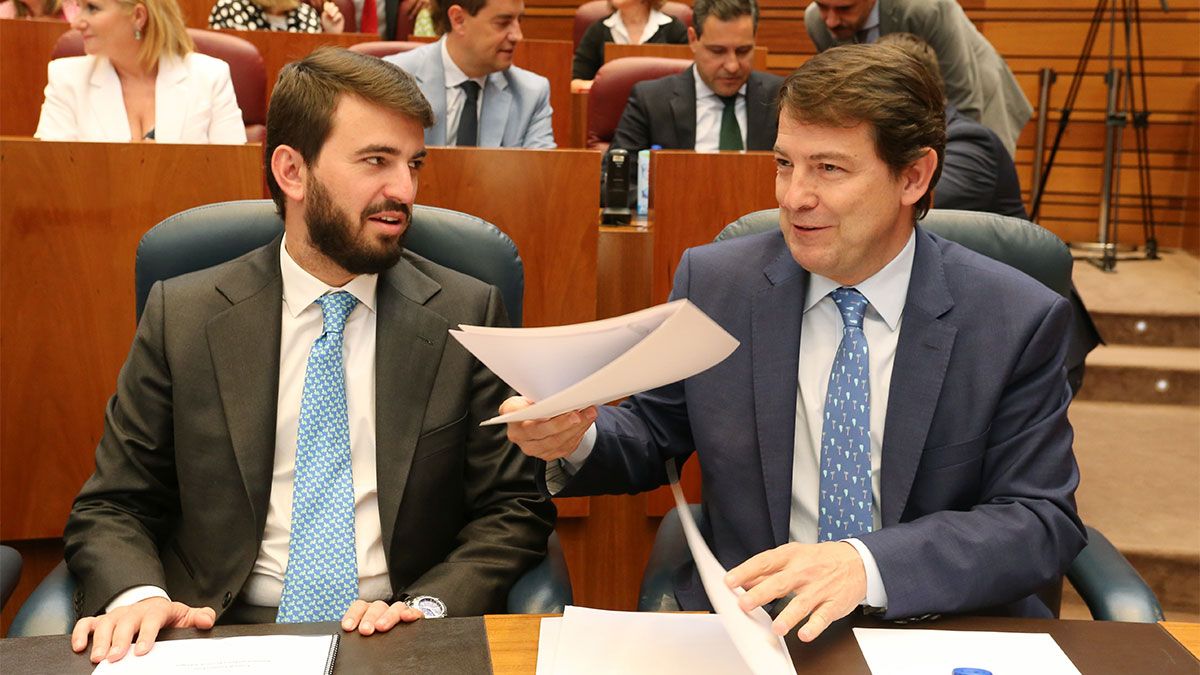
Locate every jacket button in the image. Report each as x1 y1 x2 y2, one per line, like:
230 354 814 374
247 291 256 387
222 592 233 608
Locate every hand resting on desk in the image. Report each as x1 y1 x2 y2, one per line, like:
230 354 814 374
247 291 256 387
72 597 423 663
725 541 867 642
502 397 597 462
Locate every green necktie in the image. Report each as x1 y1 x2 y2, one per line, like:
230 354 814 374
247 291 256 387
718 94 743 151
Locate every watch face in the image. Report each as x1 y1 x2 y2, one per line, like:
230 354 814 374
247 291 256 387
411 595 446 618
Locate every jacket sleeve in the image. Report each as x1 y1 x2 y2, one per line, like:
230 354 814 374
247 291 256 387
204 57 248 144
572 21 606 81
610 81 653 152
522 77 557 149
35 59 80 141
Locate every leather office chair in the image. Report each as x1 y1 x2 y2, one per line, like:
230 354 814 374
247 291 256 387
1 545 21 610
51 29 268 142
587 56 690 151
347 40 427 58
8 199 571 637
637 208 1165 623
573 0 694 48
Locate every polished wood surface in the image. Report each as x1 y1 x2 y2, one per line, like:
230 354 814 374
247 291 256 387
513 39 574 150
484 614 1200 675
1162 621 1200 659
649 150 778 304
213 30 378 103
0 139 264 543
0 19 70 136
604 42 769 72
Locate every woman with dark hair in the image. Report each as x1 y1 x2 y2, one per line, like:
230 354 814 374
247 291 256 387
571 0 687 91
208 0 343 33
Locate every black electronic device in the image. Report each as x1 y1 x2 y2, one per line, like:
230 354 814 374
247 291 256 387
601 148 633 225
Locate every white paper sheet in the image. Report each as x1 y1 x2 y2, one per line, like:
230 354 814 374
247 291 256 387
543 606 753 675
536 617 562 675
667 477 796 675
91 634 338 674
853 627 1082 675
449 300 739 424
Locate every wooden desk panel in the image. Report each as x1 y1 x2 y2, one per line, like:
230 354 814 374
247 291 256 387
0 139 264 541
512 40 573 150
213 30 379 103
0 19 71 137
649 151 778 304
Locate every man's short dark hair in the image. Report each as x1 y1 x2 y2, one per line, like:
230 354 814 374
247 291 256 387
432 0 490 36
265 47 434 217
878 32 945 96
778 43 946 219
692 0 758 38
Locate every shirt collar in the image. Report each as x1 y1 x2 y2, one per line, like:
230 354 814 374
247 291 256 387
692 66 748 100
803 228 916 331
603 8 674 42
440 37 490 91
280 236 378 319
862 0 880 33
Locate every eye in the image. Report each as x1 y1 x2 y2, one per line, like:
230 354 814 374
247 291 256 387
364 156 385 166
819 163 843 173
774 156 792 169
409 158 425 171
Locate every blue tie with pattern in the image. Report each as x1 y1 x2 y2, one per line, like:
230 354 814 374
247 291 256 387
817 287 874 542
277 291 360 623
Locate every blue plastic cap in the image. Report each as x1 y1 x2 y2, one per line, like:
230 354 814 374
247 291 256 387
952 669 993 675
651 144 662 150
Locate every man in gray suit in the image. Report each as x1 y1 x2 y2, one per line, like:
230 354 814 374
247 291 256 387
385 0 555 148
612 0 783 153
65 48 554 665
506 44 1083 641
804 0 1031 157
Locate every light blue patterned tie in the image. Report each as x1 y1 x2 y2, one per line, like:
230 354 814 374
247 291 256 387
277 291 360 623
817 287 874 542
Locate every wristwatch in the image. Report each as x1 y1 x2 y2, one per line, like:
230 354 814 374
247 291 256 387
401 594 447 619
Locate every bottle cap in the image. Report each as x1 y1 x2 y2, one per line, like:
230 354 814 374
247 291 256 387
952 669 993 675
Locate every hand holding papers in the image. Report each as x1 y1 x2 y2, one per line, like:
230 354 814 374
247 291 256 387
449 300 739 425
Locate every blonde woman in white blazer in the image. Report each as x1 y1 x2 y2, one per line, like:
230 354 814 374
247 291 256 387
36 0 246 143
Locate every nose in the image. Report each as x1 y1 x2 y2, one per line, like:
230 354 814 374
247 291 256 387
823 9 840 29
384 164 418 206
780 170 818 212
509 17 523 43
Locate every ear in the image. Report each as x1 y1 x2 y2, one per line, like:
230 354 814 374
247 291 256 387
447 4 467 32
132 2 147 30
271 145 307 206
687 26 699 53
898 147 938 208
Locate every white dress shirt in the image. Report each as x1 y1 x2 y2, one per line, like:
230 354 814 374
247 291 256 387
693 68 748 152
603 8 674 45
107 238 392 612
550 230 917 611
441 38 488 145
858 0 881 43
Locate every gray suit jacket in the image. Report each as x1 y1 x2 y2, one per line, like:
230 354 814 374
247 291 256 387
385 39 556 148
557 227 1085 620
804 0 1032 156
64 240 555 619
611 66 784 152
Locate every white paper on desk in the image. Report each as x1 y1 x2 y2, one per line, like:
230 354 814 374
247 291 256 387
449 299 739 425
853 627 1082 675
666 474 796 675
545 606 751 674
536 617 562 675
91 634 338 674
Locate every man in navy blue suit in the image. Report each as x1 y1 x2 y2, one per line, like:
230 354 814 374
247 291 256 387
504 44 1085 641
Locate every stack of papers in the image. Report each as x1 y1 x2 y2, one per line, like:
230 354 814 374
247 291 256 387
92 634 339 674
450 300 740 424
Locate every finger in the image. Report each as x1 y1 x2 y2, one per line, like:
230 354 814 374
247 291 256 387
797 602 837 642
358 601 391 636
187 606 217 630
89 616 115 663
726 548 783 591
133 607 170 657
71 616 95 653
771 594 814 637
508 408 591 444
105 612 142 662
498 396 533 415
371 602 421 632
511 412 596 460
341 600 369 631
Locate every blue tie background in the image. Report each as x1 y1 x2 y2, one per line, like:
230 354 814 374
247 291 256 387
817 287 874 542
277 291 361 623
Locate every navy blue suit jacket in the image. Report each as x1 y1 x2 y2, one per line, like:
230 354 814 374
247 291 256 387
557 226 1086 619
935 105 1027 219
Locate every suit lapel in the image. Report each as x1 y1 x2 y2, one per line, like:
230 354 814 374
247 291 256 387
878 0 899 35
414 43 448 145
880 228 956 526
207 242 284 538
671 67 697 149
88 57 131 140
744 72 774 151
479 71 511 147
752 239 806 547
373 256 449 559
153 56 188 143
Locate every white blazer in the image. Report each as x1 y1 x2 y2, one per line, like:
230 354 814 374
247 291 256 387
35 52 247 144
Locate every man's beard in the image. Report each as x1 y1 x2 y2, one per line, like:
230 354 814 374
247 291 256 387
305 176 408 276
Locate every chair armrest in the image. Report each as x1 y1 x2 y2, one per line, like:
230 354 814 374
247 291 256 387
0 545 22 609
1066 526 1164 622
9 561 77 637
506 532 573 614
637 505 703 612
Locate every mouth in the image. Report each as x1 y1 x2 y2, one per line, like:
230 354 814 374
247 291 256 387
790 222 832 234
366 212 407 234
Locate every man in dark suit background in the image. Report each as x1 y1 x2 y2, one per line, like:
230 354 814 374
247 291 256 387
65 48 554 665
610 0 783 152
506 44 1084 642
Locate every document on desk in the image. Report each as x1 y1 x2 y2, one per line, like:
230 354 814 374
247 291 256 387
91 634 339 674
853 627 1081 675
449 299 739 425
